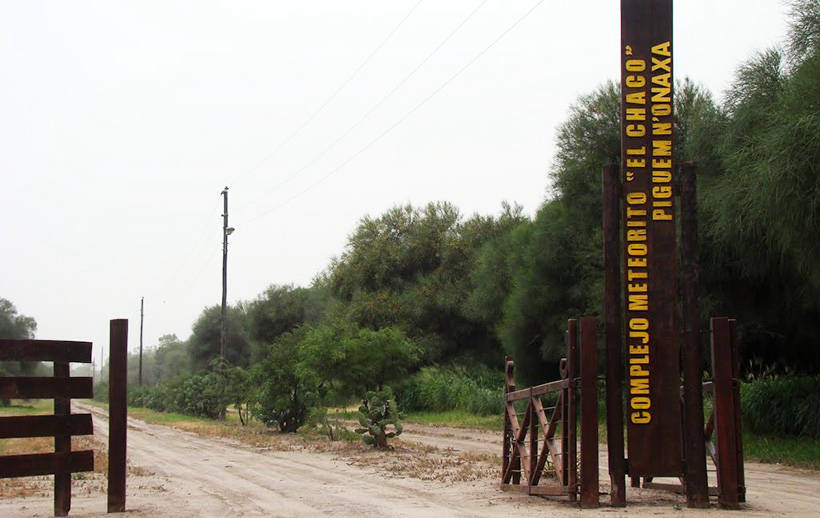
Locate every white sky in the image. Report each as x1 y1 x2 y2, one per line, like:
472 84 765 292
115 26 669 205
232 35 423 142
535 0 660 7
1 1 790 368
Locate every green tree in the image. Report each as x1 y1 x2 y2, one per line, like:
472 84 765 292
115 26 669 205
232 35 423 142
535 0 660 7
251 328 315 432
297 323 421 399
187 304 251 370
0 298 39 380
247 284 328 363
329 201 523 365
699 0 820 371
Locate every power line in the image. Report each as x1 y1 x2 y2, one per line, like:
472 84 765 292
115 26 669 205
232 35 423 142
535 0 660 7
239 0 491 218
230 0 426 189
245 0 546 224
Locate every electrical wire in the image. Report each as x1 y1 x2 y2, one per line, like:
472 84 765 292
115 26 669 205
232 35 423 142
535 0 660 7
244 0 546 224
229 0 426 189
238 0 491 218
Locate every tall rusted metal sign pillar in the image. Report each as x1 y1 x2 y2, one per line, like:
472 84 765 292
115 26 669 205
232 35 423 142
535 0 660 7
620 0 682 478
613 0 711 508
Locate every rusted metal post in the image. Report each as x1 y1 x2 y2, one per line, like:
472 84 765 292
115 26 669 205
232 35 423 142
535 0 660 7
566 319 578 502
680 162 709 507
602 163 626 506
529 390 538 485
502 357 514 485
561 356 569 489
729 319 746 502
54 360 70 517
108 319 128 513
579 317 599 507
711 317 740 509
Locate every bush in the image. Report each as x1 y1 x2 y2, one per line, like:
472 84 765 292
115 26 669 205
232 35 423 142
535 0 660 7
395 364 504 415
742 376 820 438
251 329 315 432
355 387 402 448
93 380 109 403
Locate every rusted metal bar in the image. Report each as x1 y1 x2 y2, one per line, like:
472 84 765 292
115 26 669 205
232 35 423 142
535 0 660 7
0 339 91 363
54 361 71 517
0 414 93 439
531 397 551 485
529 392 538 485
602 163 626 507
729 319 746 503
680 161 709 508
500 483 572 496
566 319 578 502
579 317 600 508
108 319 128 513
560 356 569 488
0 451 94 479
506 378 569 401
502 357 512 485
0 340 92 363
0 377 93 399
711 317 740 509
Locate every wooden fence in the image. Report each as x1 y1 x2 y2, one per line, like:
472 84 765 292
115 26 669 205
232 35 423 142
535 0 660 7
0 339 95 517
501 317 599 507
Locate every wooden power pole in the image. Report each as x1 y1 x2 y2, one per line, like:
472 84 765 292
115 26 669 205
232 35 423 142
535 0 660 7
139 296 144 386
220 187 232 359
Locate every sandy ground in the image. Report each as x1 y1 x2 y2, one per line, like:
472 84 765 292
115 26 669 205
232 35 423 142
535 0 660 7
2 404 820 517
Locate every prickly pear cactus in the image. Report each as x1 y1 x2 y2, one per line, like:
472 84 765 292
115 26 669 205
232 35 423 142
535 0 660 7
354 387 403 449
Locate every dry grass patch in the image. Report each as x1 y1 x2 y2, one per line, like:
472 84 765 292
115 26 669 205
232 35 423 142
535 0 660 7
343 439 497 483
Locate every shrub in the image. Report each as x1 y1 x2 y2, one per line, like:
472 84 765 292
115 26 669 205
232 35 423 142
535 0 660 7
395 364 504 415
741 376 820 438
251 329 315 432
93 380 109 403
355 387 402 448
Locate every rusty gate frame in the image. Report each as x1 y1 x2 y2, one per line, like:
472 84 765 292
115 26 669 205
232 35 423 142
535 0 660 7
501 317 600 507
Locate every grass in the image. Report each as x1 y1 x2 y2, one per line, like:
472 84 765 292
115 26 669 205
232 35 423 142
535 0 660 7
404 410 503 431
0 399 53 416
743 432 820 470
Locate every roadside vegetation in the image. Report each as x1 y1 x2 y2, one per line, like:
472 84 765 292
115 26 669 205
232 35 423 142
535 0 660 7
3 1 819 462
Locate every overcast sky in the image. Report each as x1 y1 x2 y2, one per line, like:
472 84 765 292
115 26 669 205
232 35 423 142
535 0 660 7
1 0 790 369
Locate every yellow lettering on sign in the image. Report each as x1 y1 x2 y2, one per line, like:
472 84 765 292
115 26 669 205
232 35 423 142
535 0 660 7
628 294 648 311
626 91 646 105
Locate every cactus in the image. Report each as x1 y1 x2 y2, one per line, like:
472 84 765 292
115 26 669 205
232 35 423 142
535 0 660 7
355 387 403 449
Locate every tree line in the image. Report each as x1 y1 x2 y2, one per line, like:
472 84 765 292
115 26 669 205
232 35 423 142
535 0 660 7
4 0 819 441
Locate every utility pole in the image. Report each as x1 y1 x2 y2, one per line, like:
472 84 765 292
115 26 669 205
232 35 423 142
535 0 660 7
139 296 144 386
220 187 234 359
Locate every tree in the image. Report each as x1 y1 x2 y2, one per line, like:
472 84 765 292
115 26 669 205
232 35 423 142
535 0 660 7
699 0 820 371
247 284 328 363
329 201 524 365
187 304 251 370
0 298 38 380
297 323 421 399
251 328 315 432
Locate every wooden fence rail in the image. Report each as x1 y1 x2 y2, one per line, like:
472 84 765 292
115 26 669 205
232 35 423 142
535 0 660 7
0 339 95 517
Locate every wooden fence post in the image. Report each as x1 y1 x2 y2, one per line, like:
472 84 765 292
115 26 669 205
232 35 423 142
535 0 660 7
108 319 128 513
579 317 599 508
729 319 746 502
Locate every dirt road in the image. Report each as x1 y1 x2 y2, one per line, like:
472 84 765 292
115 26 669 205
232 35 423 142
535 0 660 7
2 404 820 517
